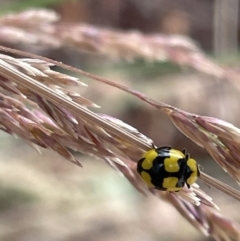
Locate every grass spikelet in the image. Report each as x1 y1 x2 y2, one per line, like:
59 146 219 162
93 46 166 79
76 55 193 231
0 46 240 240
2 8 240 85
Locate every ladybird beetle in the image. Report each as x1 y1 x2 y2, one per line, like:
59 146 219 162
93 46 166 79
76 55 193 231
137 146 200 192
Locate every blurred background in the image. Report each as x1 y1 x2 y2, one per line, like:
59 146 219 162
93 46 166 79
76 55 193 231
0 0 240 240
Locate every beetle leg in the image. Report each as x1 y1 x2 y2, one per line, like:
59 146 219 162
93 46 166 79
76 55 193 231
185 153 190 160
154 186 167 191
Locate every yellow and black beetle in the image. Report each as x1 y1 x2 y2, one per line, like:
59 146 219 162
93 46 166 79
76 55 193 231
137 146 200 192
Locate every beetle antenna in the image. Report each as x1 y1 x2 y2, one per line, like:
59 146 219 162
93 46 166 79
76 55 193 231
198 165 211 189
198 164 204 172
151 143 156 149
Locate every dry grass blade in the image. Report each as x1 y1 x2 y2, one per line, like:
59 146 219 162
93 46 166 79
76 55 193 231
1 7 240 107
206 211 240 241
0 9 61 48
164 194 240 241
1 8 240 87
0 47 240 240
0 46 238 196
169 112 240 183
200 172 240 202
